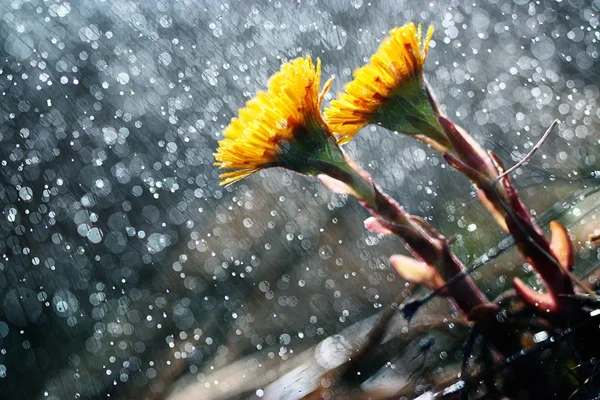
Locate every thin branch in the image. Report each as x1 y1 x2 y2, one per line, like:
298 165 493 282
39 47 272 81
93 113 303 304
494 119 557 182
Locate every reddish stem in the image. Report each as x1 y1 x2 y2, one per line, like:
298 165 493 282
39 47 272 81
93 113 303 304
436 113 575 313
350 164 491 318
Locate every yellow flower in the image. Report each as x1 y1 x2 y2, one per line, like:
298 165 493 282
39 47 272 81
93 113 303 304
325 23 447 149
214 56 341 186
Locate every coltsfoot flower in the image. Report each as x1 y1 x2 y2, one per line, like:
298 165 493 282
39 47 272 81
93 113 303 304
324 23 448 150
214 56 374 202
215 56 339 185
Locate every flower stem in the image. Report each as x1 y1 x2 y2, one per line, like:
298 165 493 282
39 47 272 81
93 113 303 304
433 105 580 311
335 157 491 317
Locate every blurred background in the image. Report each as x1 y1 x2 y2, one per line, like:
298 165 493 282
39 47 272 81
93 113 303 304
0 0 599 398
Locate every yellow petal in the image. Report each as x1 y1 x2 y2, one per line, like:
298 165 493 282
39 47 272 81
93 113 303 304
324 23 434 143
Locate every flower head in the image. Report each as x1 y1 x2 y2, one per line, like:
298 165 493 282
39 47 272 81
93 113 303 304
214 56 342 186
325 23 446 147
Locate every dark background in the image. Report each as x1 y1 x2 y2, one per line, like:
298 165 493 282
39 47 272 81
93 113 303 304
0 0 599 398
